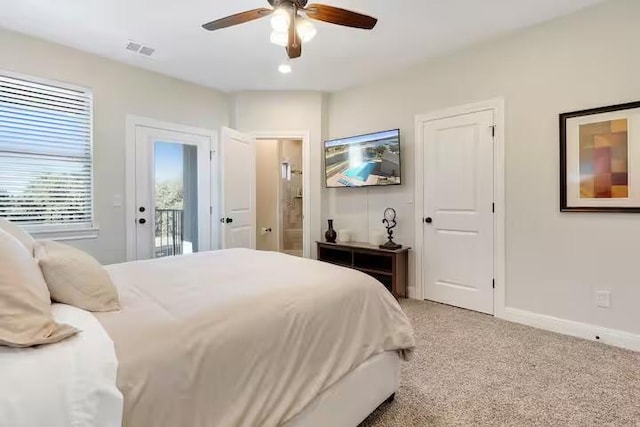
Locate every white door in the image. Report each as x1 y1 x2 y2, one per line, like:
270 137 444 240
220 127 256 249
255 139 280 252
134 126 212 260
422 110 495 314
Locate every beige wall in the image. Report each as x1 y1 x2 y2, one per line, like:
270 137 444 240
326 0 640 335
230 91 326 256
0 28 229 264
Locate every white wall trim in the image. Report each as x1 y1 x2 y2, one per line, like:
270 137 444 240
413 98 506 318
125 115 218 261
502 307 640 352
252 130 313 259
29 227 100 241
275 141 282 252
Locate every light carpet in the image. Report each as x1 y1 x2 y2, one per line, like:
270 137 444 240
361 299 640 426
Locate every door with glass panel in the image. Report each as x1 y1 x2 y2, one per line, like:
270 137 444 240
134 126 211 260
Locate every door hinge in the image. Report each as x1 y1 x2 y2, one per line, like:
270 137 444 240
210 151 214 160
490 125 496 138
492 203 495 213
492 279 495 289
210 206 213 215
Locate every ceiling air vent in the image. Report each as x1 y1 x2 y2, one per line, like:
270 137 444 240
126 41 141 52
125 41 155 57
139 46 155 56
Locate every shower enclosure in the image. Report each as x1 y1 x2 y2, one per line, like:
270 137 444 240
255 139 303 257
279 140 303 257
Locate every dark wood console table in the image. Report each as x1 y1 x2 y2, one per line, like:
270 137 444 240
316 241 410 298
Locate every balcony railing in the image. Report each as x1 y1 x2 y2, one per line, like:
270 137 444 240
155 208 183 257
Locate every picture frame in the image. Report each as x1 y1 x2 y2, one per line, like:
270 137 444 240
560 101 640 212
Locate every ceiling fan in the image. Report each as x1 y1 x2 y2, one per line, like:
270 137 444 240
202 0 378 60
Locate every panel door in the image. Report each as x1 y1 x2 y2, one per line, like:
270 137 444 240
220 127 256 249
423 110 495 314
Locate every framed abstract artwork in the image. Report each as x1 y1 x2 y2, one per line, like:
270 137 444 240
560 101 640 212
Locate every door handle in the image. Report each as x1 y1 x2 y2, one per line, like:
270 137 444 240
138 218 147 225
225 218 233 224
424 217 433 224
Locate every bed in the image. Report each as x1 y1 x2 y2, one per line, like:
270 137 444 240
2 248 415 427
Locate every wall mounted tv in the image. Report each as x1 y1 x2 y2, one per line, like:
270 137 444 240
325 129 401 188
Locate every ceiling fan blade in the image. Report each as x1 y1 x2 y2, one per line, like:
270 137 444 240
287 4 302 59
287 39 302 59
303 4 377 30
202 8 272 31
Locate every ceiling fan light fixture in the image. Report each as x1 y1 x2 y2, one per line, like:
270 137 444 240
201 1 378 62
296 17 317 43
270 8 290 32
270 30 288 47
278 63 292 74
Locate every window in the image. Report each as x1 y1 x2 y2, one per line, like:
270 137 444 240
0 72 96 238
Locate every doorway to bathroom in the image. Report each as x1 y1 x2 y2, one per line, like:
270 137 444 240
255 138 305 257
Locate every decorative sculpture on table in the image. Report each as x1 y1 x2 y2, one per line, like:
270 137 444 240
380 208 402 250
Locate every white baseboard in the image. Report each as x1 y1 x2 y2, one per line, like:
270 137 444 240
499 307 640 353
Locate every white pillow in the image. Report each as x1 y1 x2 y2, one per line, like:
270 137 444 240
35 240 120 312
0 218 35 255
0 229 79 347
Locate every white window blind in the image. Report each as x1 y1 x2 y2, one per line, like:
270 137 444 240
0 72 94 232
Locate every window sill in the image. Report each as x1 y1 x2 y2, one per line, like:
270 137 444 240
27 226 100 241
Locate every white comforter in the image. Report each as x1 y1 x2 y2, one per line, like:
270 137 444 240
0 304 122 427
96 249 415 427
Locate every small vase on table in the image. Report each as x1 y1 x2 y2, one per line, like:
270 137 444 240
325 219 337 243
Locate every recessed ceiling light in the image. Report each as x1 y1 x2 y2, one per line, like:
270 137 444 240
278 63 292 74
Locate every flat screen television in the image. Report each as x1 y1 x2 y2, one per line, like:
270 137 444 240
325 129 401 188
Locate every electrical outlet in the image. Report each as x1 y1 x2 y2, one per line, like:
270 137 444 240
595 291 611 309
